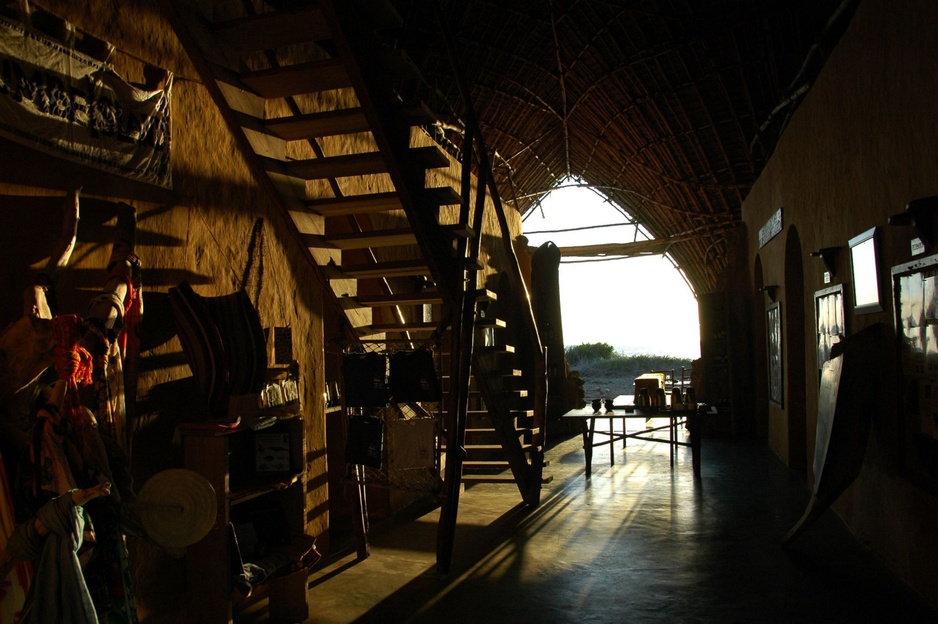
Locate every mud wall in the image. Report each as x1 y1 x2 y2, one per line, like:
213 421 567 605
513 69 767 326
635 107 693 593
0 1 328 620
741 0 938 607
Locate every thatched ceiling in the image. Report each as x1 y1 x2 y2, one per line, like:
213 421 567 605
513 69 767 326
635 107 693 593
387 0 859 293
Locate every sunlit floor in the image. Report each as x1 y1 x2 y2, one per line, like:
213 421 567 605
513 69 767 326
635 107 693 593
303 425 937 624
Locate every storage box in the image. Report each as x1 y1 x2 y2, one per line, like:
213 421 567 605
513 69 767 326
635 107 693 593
634 373 665 396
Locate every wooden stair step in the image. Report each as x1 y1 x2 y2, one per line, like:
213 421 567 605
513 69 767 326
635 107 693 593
465 427 539 437
461 474 554 485
354 291 444 307
241 58 350 98
441 224 475 239
460 443 536 453
303 228 416 250
376 47 422 82
325 228 416 249
275 152 387 180
357 321 441 335
268 146 449 180
304 186 459 217
475 317 507 329
462 460 510 469
462 458 549 468
214 6 330 54
425 186 462 207
239 49 421 100
408 146 451 170
328 258 429 279
407 289 493 307
398 100 438 127
464 410 534 418
476 344 515 355
265 108 370 141
468 389 528 399
306 191 401 216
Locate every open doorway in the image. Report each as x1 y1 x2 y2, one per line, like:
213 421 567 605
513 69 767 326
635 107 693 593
521 181 701 400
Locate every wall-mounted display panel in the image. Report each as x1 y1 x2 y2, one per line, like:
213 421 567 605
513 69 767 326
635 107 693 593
892 253 938 494
767 302 783 408
814 284 846 376
849 227 883 314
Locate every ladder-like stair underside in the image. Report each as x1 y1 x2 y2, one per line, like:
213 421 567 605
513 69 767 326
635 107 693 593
167 0 545 506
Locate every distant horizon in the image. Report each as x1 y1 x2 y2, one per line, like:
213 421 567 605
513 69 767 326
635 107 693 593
564 341 699 360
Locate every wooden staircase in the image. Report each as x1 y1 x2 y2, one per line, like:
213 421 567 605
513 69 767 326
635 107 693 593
166 0 548 572
445 354 552 488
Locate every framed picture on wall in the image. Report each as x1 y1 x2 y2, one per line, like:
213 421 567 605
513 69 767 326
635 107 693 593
892 253 938 494
767 302 783 408
814 284 846 377
849 226 883 314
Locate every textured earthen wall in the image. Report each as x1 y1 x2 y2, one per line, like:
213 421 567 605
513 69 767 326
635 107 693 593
0 1 532 620
0 2 328 620
741 0 938 607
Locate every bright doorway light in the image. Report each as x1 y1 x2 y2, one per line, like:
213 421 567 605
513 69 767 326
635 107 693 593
522 182 701 359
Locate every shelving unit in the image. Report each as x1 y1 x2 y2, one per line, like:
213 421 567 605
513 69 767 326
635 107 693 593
698 291 754 436
181 407 308 623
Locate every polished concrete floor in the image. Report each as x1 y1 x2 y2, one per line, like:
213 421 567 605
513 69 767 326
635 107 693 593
304 424 938 624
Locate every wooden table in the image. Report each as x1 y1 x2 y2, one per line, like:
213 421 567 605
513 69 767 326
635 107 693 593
562 396 714 478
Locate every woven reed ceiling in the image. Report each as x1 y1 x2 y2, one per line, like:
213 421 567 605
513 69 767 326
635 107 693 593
386 0 858 293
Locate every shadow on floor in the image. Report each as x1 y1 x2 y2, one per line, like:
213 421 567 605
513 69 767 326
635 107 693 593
304 432 938 624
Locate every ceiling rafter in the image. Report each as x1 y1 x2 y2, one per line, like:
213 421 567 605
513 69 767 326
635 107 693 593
389 0 858 293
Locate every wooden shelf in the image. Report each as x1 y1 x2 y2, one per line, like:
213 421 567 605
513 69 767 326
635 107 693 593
182 410 308 623
229 474 301 507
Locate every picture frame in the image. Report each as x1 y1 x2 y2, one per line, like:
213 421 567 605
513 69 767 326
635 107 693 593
891 253 938 495
848 226 883 314
767 301 783 408
814 284 846 376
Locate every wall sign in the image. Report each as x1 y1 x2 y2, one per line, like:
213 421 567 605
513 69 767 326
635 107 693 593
0 15 172 187
759 208 783 248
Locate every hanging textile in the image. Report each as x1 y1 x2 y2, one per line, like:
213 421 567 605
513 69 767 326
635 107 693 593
345 414 384 469
168 281 267 420
51 315 94 437
6 493 99 624
388 349 440 402
0 452 30 623
0 14 173 187
341 353 388 408
18 311 139 623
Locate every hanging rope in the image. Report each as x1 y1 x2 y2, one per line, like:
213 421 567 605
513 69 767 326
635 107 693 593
241 218 266 307
51 315 93 432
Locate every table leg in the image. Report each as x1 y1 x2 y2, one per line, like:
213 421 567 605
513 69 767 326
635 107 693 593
669 415 675 468
583 418 595 477
689 409 701 478
609 417 615 466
